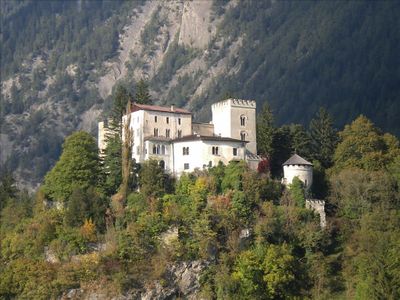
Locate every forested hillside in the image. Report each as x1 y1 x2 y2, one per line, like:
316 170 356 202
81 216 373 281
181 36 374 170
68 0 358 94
1 102 399 298
1 0 399 188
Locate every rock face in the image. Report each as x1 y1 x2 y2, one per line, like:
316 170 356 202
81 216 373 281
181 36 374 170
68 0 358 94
60 260 208 300
178 1 213 49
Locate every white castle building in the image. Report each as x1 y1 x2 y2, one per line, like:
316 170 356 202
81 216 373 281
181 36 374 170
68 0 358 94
99 98 261 176
282 154 313 190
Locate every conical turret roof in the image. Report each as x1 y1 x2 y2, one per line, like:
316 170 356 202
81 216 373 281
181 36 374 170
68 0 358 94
282 154 312 166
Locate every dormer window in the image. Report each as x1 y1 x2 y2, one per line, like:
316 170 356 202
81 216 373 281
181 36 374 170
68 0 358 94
240 115 246 126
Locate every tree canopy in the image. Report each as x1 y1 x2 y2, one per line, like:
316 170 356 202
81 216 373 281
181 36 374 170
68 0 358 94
43 131 101 201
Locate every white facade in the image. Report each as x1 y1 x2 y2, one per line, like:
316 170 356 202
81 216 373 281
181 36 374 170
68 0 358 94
282 154 313 190
283 164 313 189
212 99 257 154
172 138 246 174
101 99 260 176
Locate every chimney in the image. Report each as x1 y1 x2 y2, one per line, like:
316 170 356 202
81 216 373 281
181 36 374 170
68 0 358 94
170 105 175 112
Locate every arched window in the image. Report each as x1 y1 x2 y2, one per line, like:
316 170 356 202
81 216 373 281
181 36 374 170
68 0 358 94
159 160 165 169
161 145 166 155
152 145 157 154
156 144 161 155
240 131 246 141
240 115 246 126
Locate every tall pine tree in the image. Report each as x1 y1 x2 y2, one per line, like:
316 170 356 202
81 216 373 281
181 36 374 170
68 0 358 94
309 108 338 168
135 79 152 105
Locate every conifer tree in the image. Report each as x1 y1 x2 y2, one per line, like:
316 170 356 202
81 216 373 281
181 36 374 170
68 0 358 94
257 103 275 158
135 79 152 105
309 108 338 168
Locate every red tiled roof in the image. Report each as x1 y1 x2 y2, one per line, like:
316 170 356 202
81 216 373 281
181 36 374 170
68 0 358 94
131 103 191 114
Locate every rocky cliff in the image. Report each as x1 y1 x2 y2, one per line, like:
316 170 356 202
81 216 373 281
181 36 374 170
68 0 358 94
1 0 399 189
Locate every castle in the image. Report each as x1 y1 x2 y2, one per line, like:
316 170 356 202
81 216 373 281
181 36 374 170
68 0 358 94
98 99 325 227
99 98 261 176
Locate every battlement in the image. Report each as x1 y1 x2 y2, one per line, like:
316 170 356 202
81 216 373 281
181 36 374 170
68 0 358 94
306 199 326 228
211 98 256 109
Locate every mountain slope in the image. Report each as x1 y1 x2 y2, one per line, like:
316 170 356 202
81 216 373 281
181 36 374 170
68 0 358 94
1 0 399 189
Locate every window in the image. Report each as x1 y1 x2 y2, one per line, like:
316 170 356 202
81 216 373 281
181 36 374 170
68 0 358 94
161 145 166 155
166 117 169 124
178 130 182 138
240 131 246 141
233 148 238 156
154 116 158 123
152 145 157 154
212 146 219 155
156 145 160 154
183 147 189 155
178 118 181 125
240 115 246 126
154 128 158 137
305 179 308 187
208 161 212 167
184 163 190 170
166 129 170 138
159 160 165 169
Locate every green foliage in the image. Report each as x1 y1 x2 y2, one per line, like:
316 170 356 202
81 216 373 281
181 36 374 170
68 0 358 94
43 131 101 202
64 187 108 232
329 168 398 226
110 85 133 124
289 177 306 207
333 115 399 172
135 79 152 105
256 103 275 157
1 1 134 78
344 209 400 299
103 133 123 195
0 170 18 211
139 159 172 199
2 112 400 298
232 244 302 299
221 161 247 192
309 108 338 168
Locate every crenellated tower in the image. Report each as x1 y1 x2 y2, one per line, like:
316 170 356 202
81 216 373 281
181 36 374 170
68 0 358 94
211 99 257 154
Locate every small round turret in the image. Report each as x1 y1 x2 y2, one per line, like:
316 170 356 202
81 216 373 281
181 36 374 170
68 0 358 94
282 154 313 190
